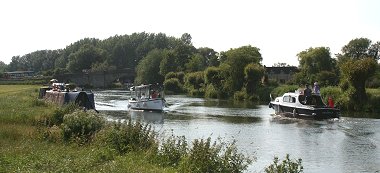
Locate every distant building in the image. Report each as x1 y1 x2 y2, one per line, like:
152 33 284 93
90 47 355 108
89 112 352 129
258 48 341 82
3 71 34 79
265 66 298 84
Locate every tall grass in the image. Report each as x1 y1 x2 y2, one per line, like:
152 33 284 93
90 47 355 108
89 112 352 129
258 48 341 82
1 85 254 172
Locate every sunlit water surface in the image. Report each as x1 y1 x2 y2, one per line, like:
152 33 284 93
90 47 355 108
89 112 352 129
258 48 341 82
94 90 380 173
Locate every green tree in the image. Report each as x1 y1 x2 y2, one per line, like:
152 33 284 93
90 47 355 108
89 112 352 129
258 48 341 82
341 38 372 59
340 58 377 109
67 44 108 73
244 63 265 94
296 47 336 84
159 50 178 77
135 49 165 84
0 61 7 72
222 45 262 93
197 47 219 67
185 54 206 72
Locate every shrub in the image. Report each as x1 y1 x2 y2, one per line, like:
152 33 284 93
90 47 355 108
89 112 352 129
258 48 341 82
165 72 177 80
164 78 183 94
104 120 157 154
157 135 188 167
265 154 303 173
205 84 218 98
179 137 252 173
320 86 341 104
271 85 299 98
62 110 105 144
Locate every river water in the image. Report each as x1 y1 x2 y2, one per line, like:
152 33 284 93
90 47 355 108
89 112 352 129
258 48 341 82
94 90 380 173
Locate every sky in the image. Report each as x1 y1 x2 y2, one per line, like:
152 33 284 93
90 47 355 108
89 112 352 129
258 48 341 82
0 0 379 66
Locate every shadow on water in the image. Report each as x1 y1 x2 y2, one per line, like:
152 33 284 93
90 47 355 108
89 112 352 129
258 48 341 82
188 99 258 109
342 111 380 119
207 115 261 124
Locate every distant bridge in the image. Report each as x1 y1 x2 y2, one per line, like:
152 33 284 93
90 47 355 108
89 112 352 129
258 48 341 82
54 69 135 88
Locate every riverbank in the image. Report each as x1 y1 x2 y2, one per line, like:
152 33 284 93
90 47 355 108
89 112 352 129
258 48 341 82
0 85 255 173
0 85 175 172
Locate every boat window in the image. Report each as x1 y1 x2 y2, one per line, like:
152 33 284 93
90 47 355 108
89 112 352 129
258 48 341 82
283 96 289 102
291 97 296 103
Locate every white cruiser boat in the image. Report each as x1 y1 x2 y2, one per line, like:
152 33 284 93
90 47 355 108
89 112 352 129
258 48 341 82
128 84 166 111
269 91 340 119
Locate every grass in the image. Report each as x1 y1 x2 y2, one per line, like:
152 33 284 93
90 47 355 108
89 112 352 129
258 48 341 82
0 85 253 172
0 85 175 172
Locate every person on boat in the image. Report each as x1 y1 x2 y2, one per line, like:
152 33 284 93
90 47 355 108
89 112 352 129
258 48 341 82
151 90 158 99
328 97 334 108
303 84 312 104
313 82 320 95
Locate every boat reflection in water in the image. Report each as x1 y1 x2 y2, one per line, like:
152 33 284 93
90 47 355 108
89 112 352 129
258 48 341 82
128 110 164 124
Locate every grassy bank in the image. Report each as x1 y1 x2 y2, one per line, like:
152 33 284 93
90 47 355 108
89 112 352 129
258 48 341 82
0 85 258 173
0 85 176 172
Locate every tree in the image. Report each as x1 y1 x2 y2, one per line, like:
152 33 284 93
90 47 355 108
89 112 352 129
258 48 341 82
340 57 377 109
0 61 7 72
135 49 165 84
67 44 108 73
296 47 336 84
181 33 192 45
197 47 219 67
222 45 262 93
341 38 372 59
244 63 265 94
159 50 178 77
185 54 206 72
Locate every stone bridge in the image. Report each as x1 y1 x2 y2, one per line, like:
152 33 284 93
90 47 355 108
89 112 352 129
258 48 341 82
54 69 135 88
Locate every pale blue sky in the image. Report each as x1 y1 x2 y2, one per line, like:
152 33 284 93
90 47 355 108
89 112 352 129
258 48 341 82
1 0 379 66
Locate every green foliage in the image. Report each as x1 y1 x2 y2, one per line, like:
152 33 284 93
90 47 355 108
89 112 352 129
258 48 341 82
165 71 178 80
341 38 374 59
37 103 79 127
222 45 262 92
156 135 188 167
179 137 252 173
62 110 105 143
67 44 109 73
102 120 157 154
270 85 299 98
164 78 183 94
184 71 204 90
320 86 341 104
265 154 303 173
339 58 377 110
204 84 218 98
185 54 206 72
244 63 265 94
296 47 336 84
135 49 165 84
160 50 179 76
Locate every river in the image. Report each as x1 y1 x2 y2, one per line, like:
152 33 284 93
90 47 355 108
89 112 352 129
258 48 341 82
94 90 380 173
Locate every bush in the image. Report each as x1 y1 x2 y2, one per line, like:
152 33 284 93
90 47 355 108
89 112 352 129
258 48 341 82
62 110 105 144
271 85 299 98
157 135 188 167
179 137 252 173
320 86 341 104
164 78 183 94
265 154 303 173
103 120 157 154
205 84 218 98
165 72 177 80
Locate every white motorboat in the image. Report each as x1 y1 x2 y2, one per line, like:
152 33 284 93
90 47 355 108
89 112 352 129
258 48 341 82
128 84 166 111
269 90 340 119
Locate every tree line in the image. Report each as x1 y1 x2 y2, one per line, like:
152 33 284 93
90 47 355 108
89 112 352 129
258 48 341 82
0 33 379 110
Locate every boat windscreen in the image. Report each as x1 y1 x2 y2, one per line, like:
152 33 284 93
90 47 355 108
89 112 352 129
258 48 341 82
298 95 326 107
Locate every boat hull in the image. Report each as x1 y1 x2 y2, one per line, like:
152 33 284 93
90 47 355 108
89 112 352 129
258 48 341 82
128 99 165 111
270 103 340 119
